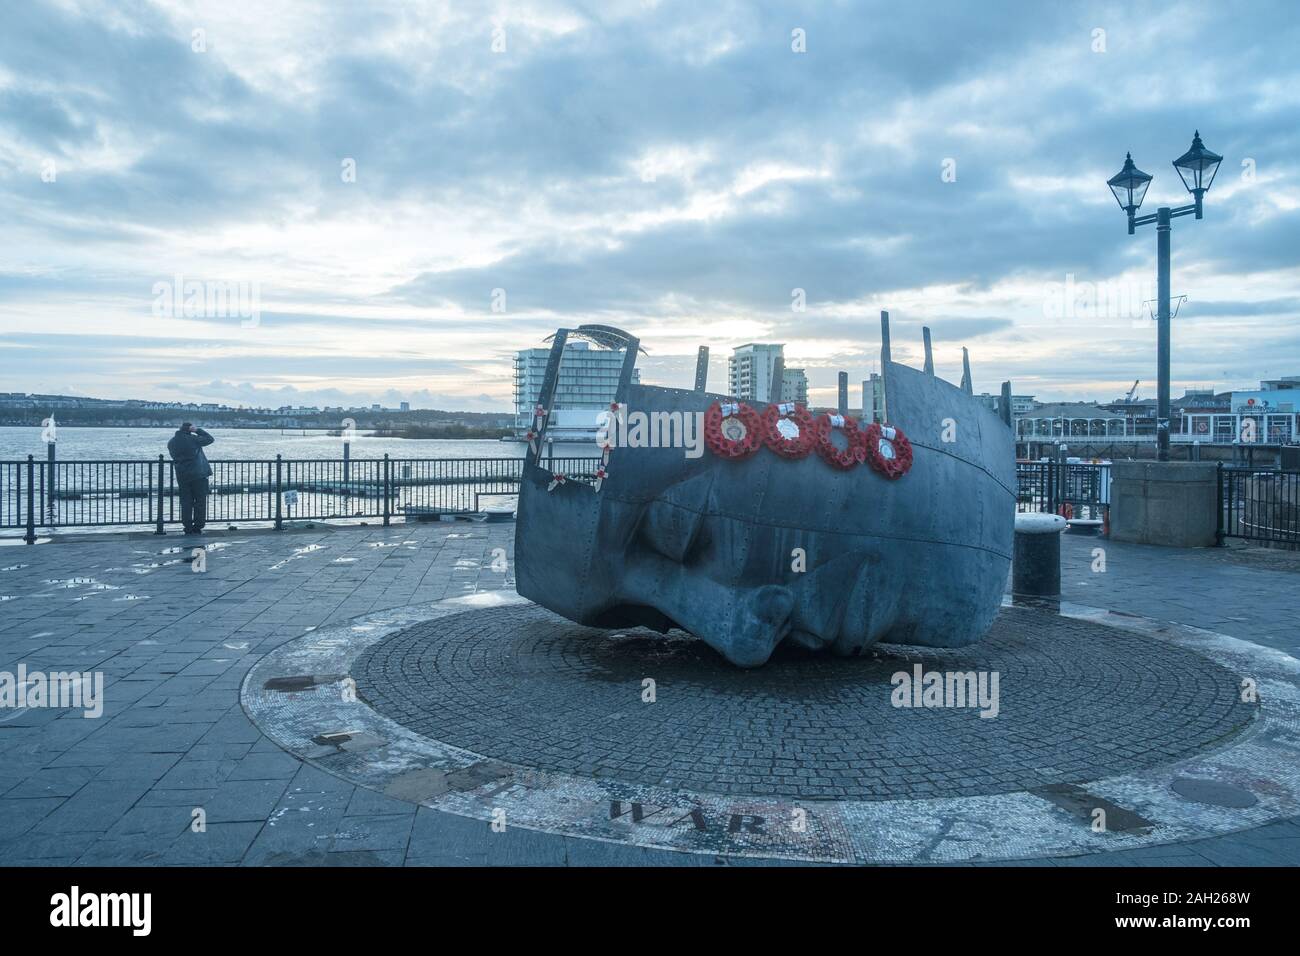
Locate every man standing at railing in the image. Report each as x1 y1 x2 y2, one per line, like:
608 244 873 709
167 422 214 535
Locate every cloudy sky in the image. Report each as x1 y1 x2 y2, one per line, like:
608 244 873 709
2 0 1298 412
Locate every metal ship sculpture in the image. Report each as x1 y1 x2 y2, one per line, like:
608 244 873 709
514 312 1016 668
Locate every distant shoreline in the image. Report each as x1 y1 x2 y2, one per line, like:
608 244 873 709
0 423 342 432
0 424 512 438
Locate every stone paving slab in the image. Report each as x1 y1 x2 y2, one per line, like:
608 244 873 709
0 523 1297 865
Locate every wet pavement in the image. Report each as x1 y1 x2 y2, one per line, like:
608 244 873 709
0 523 1297 866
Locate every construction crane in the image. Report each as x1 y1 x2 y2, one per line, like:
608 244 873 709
1124 380 1140 403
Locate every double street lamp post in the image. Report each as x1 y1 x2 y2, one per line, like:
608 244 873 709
1107 131 1223 461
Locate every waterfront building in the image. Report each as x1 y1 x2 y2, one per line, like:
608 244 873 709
972 392 1036 419
1184 387 1299 444
513 340 639 441
781 368 809 404
728 344 784 402
1260 375 1300 391
1014 385 1299 447
1015 402 1129 440
862 374 884 423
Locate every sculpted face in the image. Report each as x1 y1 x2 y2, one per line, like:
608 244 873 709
515 325 1015 669
517 379 1015 668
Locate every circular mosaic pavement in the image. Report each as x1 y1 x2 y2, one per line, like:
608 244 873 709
242 592 1300 863
353 603 1253 802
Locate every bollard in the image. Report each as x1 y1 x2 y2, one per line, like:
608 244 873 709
1013 512 1067 601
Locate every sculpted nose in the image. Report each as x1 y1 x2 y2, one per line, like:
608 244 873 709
724 585 795 668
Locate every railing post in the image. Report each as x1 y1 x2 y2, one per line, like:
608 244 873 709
1055 443 1069 514
1045 455 1055 514
155 455 165 535
1215 461 1225 547
45 440 56 527
274 454 283 531
383 454 391 526
24 455 36 545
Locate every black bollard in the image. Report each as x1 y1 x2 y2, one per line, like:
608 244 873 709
1013 512 1067 601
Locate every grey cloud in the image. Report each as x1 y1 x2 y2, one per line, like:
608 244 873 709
1 0 1299 404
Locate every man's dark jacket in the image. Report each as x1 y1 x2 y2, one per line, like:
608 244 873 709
167 428 214 482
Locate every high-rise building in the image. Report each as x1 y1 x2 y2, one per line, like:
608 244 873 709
862 373 884 423
513 341 638 442
781 368 808 404
728 343 784 401
399 401 410 412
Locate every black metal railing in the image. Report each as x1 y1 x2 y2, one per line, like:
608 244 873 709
1218 464 1300 546
2 454 602 542
1015 460 1111 521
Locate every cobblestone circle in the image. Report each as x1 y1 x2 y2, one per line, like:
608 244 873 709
354 603 1256 801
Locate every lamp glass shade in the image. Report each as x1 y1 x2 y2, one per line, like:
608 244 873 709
1107 153 1153 211
1173 130 1222 194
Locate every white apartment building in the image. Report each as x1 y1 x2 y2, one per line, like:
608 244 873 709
728 343 784 401
782 368 809 404
862 374 884 423
513 341 638 442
